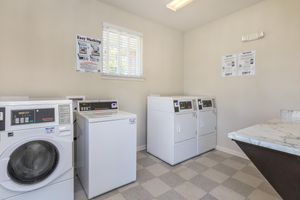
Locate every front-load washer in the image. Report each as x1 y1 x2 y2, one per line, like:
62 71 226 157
147 96 198 165
76 100 137 199
0 99 74 200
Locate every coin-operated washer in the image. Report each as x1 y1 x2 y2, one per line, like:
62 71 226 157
0 99 74 200
76 100 137 199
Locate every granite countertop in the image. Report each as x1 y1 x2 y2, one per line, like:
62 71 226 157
228 119 300 156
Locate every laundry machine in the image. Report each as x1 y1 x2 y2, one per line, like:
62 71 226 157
196 97 217 154
0 99 74 200
76 100 137 199
147 96 198 165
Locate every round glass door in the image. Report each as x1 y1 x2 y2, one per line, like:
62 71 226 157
7 140 59 185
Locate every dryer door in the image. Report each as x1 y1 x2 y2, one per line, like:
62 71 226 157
198 110 217 135
174 112 197 143
7 141 59 185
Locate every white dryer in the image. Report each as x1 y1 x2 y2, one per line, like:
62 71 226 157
147 96 198 165
196 97 217 154
76 100 137 199
0 99 74 200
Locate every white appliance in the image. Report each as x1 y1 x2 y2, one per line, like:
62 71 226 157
196 97 217 154
147 96 198 165
0 99 74 200
66 96 86 170
76 100 137 199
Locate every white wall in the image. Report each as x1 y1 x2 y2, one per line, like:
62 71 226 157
184 0 300 155
0 0 184 148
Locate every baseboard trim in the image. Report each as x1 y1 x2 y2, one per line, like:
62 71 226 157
137 145 146 152
137 144 248 159
216 145 249 160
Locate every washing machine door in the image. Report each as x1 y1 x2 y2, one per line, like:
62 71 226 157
7 140 59 185
0 137 72 193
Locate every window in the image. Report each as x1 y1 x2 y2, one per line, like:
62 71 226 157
102 23 143 78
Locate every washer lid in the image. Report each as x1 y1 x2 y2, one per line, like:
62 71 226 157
79 111 136 123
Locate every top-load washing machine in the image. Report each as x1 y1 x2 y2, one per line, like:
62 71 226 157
0 99 74 200
147 96 198 165
76 100 137 199
195 97 217 154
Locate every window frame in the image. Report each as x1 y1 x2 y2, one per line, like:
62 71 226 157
101 22 144 80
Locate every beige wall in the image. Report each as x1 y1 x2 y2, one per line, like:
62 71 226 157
0 0 184 148
2 0 300 155
184 0 300 155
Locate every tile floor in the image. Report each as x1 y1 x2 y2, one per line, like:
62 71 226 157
75 150 282 200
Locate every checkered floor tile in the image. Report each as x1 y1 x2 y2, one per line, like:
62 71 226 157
75 150 282 200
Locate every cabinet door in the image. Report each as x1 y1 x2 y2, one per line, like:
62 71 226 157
198 111 217 135
174 113 197 143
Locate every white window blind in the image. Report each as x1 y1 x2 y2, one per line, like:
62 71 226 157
102 23 143 78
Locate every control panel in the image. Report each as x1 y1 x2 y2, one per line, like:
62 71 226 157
79 101 118 112
174 100 194 113
202 100 212 108
197 99 203 110
11 108 55 126
173 100 179 113
59 105 71 124
0 107 5 131
198 98 215 110
180 101 192 110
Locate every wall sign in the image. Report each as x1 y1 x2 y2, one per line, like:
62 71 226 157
222 50 256 77
222 54 238 77
76 35 101 73
238 51 256 76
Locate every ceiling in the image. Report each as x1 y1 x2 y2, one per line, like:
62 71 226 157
99 0 263 31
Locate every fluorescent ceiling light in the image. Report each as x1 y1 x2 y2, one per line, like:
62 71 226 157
166 0 195 12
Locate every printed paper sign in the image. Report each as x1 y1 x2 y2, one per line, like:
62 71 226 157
238 51 256 76
76 35 101 73
222 54 238 77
